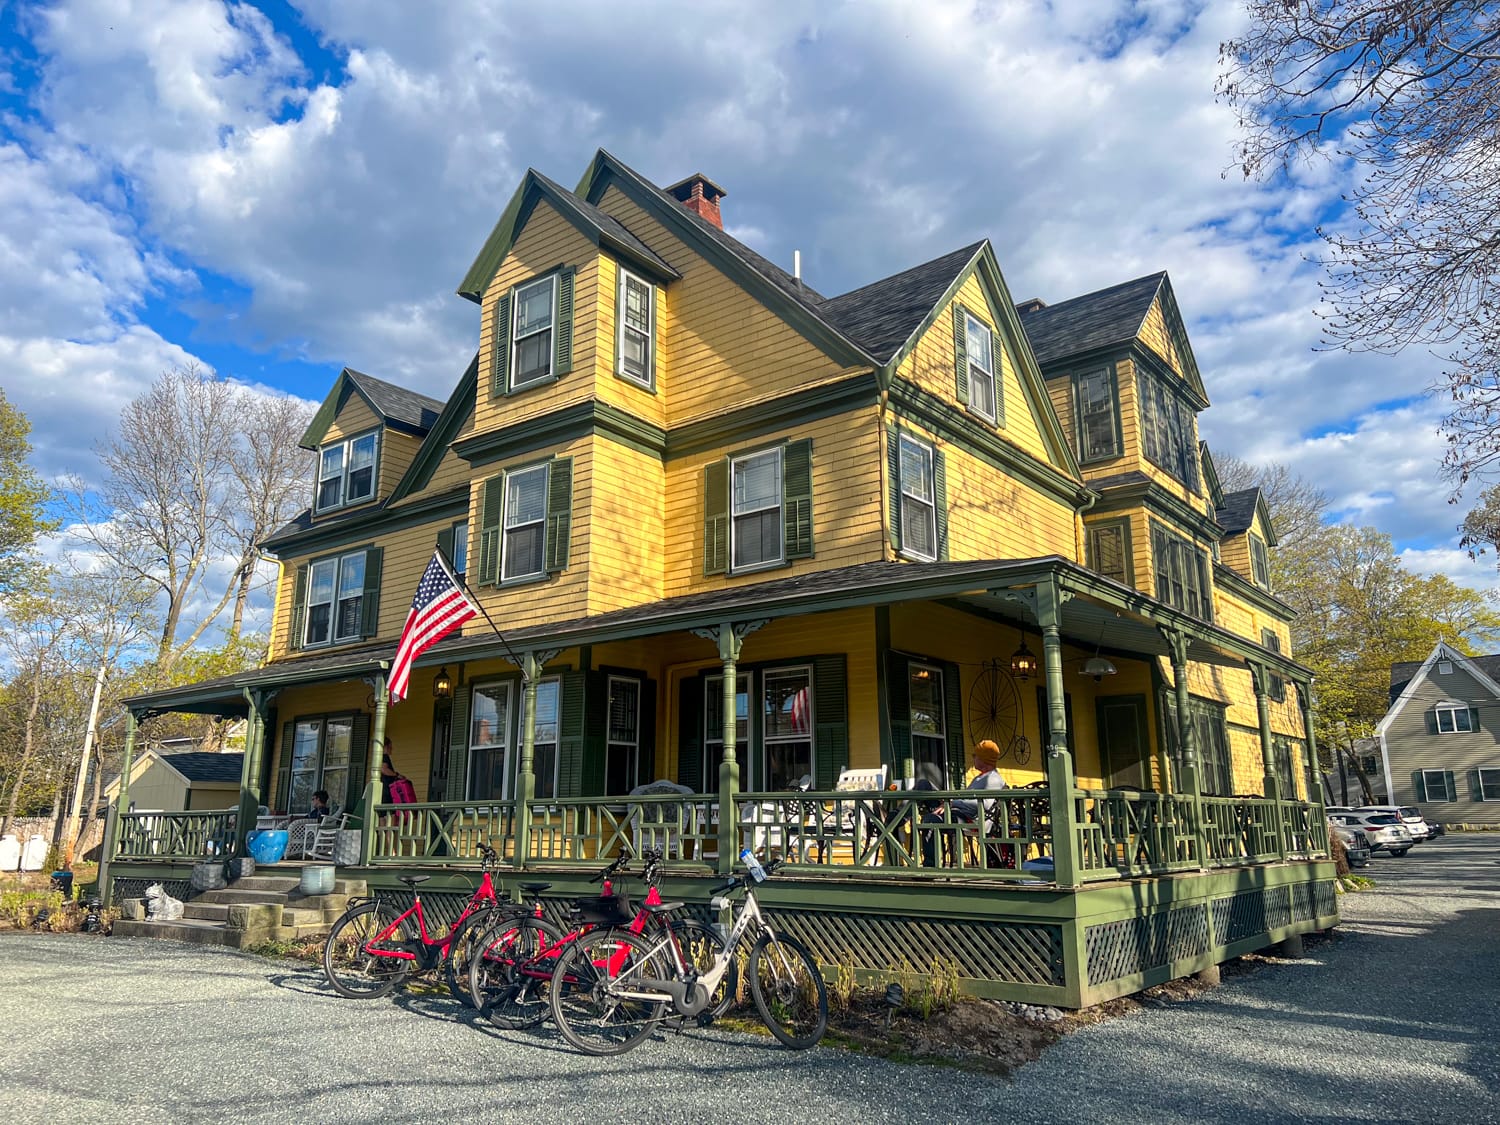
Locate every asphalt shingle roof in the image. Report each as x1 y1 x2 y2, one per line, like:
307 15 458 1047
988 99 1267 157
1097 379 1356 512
1216 488 1262 536
531 169 677 278
345 369 443 432
1391 652 1500 698
1017 272 1166 368
819 242 985 364
162 752 245 783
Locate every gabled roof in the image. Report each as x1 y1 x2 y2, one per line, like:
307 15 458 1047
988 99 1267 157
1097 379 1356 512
1378 641 1500 735
1216 487 1277 546
301 367 444 449
1200 442 1226 509
161 752 245 783
458 166 680 303
819 242 986 365
1018 271 1207 402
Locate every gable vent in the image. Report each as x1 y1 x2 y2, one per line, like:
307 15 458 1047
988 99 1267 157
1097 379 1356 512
1438 661 1453 675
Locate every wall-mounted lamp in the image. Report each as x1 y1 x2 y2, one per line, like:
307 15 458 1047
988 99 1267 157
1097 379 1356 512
1010 639 1038 682
433 667 452 699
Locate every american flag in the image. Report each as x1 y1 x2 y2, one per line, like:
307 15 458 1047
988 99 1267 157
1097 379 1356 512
387 551 479 702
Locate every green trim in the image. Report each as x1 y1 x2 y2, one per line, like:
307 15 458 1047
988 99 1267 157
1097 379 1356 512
300 369 431 450
886 380 1089 509
262 486 469 559
1071 361 1124 466
1087 474 1224 544
454 399 668 467
577 152 876 370
1251 492 1279 548
1199 442 1226 509
1084 516 1134 586
1152 278 1208 405
667 373 879 457
389 353 478 504
1213 564 1297 620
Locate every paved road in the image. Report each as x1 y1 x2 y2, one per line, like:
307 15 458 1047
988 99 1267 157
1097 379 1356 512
2 835 1496 1124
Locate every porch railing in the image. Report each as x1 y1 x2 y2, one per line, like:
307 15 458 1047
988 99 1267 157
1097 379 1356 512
115 808 237 860
368 801 519 862
1077 790 1202 878
1200 796 1282 866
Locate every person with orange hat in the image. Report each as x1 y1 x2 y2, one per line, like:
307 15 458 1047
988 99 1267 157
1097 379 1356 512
965 739 1002 785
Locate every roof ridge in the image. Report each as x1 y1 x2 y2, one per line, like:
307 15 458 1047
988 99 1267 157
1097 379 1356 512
827 240 986 303
344 368 445 413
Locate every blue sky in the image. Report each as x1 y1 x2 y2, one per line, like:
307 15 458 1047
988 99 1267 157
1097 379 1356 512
1 0 1494 625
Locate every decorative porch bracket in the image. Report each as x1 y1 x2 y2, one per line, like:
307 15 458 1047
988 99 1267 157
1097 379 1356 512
1248 661 1289 861
359 671 390 865
693 621 766 874
514 649 559 869
1161 626 1208 869
98 707 141 895
1036 578 1081 889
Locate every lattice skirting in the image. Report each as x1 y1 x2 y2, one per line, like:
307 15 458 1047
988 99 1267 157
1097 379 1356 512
110 877 191 907
766 908 1065 988
1085 905 1210 986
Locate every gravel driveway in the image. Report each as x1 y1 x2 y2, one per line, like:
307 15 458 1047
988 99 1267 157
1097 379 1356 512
2 835 1496 1124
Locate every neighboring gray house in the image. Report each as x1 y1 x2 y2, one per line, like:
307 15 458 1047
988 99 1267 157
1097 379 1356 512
1378 642 1500 827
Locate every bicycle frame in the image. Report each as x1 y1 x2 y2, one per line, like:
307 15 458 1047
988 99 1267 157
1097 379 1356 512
362 861 503 967
607 881 767 1003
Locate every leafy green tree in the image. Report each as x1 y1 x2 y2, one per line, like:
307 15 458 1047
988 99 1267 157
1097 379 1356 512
0 389 55 594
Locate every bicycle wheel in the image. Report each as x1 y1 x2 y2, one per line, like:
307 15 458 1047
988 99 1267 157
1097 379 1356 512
671 919 737 1018
323 902 414 999
549 927 667 1056
470 914 564 1028
748 932 828 1049
445 907 519 1008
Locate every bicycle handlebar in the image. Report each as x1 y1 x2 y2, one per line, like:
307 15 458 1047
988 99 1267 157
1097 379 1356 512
590 851 632 884
713 856 784 894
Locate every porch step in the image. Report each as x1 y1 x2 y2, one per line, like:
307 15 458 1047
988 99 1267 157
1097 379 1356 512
223 875 302 894
113 917 239 947
183 901 230 922
196 888 288 905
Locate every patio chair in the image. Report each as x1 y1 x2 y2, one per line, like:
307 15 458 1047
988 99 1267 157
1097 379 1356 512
627 780 694 860
797 766 888 864
304 812 350 863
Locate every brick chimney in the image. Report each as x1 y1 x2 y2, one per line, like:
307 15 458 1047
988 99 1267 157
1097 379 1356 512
665 173 727 229
1015 297 1048 315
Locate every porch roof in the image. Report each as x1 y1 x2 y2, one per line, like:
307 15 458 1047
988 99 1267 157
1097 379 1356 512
123 557 1309 717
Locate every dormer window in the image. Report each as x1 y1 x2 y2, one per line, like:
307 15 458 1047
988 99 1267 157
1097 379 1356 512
617 268 655 388
1249 533 1272 590
316 431 378 513
963 312 997 423
511 276 557 389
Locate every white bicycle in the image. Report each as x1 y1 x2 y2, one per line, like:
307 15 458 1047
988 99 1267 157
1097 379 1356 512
547 856 829 1054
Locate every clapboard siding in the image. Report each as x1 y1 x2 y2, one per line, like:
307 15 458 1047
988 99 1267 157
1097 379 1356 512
1385 663 1500 825
586 438 666 612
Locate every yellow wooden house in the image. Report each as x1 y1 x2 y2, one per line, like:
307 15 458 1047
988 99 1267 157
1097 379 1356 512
106 150 1333 1007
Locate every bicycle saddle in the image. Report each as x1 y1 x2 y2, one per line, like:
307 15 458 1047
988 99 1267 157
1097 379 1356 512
397 874 431 887
643 900 684 915
520 882 552 895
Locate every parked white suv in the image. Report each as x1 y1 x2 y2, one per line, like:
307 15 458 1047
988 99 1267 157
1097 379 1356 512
1356 805 1433 842
1330 812 1413 856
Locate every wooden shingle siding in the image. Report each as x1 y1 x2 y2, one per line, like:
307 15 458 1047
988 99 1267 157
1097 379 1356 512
1220 534 1252 577
1138 298 1184 378
475 201 602 434
661 408 885 599
1386 665 1500 825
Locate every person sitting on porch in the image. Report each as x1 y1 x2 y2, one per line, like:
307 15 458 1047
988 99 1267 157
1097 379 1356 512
953 741 1013 868
307 790 331 821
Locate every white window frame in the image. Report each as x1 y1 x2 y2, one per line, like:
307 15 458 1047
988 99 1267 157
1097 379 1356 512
898 433 937 562
528 677 561 802
617 268 654 388
964 313 997 423
605 675 642 796
501 464 549 582
1478 767 1500 801
762 665 814 791
468 680 513 802
450 521 468 577
909 661 948 785
304 551 367 648
315 430 379 513
510 275 557 391
730 447 784 573
1434 702 1473 734
1420 768 1455 802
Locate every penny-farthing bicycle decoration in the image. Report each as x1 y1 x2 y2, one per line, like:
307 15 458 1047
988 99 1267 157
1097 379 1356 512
967 658 1020 758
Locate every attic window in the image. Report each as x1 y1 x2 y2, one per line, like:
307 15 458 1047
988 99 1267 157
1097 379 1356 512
316 430 378 513
511 276 557 388
1437 661 1453 675
1249 534 1271 590
1434 701 1473 733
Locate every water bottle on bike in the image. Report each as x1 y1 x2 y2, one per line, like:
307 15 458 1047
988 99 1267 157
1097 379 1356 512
740 848 767 882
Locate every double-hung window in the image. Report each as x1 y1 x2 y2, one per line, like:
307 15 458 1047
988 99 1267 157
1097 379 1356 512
1075 365 1120 461
1261 629 1286 702
606 677 641 796
1249 534 1272 590
731 448 783 571
964 313 997 422
1478 768 1500 801
285 715 354 814
1139 371 1200 490
1087 519 1132 585
909 662 948 785
305 551 367 647
1151 524 1213 622
316 431 378 512
502 464 549 582
617 269 654 387
1420 768 1456 801
763 667 813 791
468 681 512 801
898 434 937 562
511 276 556 389
530 678 560 801
1433 702 1474 733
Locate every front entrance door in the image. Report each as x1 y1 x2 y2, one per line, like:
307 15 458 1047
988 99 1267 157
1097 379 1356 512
1097 695 1148 788
428 699 452 802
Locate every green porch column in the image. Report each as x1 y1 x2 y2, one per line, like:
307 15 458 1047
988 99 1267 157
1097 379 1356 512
359 672 389 865
1163 628 1208 867
514 652 546 870
97 709 139 904
1297 680 1325 811
716 624 745 876
1249 663 1288 861
1037 579 1080 888
235 690 267 852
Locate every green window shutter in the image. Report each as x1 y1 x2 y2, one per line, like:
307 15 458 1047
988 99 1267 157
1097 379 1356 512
554 268 575 376
677 679 704 792
883 651 911 773
491 293 511 397
1425 709 1439 735
934 446 949 562
1470 706 1481 732
1442 770 1456 802
637 678 658 787
943 661 965 785
545 457 573 573
348 713 371 815
812 654 849 790
1469 768 1483 801
1413 771 1427 801
703 459 729 575
446 687 471 802
556 671 588 798
951 304 969 405
477 474 504 585
275 720 295 813
436 525 456 567
887 425 903 553
289 565 308 652
580 670 609 797
783 439 814 561
360 547 383 638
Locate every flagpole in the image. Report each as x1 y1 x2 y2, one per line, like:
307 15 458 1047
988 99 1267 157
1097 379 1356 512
454 572 531 684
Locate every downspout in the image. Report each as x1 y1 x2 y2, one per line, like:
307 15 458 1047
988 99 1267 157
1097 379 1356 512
1073 487 1097 566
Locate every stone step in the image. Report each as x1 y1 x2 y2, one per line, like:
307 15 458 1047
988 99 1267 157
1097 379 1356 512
113 917 236 947
281 904 342 927
196 888 288 905
224 875 301 894
183 902 230 922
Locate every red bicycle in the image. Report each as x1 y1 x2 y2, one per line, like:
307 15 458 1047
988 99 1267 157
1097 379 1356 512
322 841 517 1003
468 849 734 1029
